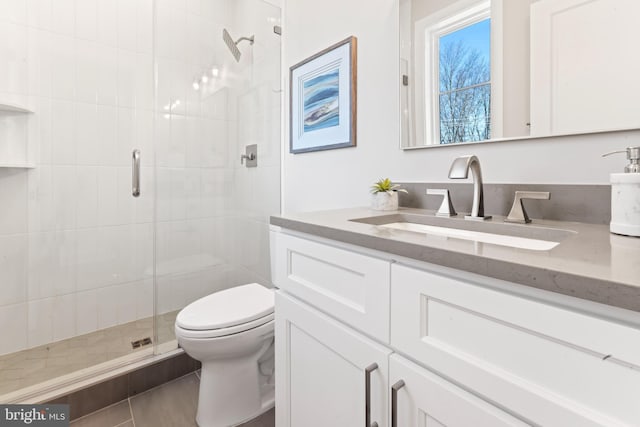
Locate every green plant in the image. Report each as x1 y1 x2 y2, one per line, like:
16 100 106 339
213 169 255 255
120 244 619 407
370 178 408 194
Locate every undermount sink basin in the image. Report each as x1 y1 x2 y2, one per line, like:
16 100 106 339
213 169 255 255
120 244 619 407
350 213 576 251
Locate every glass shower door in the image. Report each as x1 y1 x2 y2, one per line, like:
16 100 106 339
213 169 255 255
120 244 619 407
0 0 156 401
153 0 282 353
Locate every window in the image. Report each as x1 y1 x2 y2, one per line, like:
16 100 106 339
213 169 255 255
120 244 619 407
424 1 491 144
438 19 491 143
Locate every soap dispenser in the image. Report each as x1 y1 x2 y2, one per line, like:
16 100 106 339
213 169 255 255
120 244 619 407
603 147 640 237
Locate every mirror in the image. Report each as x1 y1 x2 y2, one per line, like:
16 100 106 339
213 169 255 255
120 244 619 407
400 0 640 148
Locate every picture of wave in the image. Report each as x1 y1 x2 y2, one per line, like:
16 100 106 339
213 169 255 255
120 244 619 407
303 69 340 132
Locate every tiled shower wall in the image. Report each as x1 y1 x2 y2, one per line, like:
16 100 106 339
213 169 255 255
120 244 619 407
153 0 281 317
0 0 156 357
0 0 281 357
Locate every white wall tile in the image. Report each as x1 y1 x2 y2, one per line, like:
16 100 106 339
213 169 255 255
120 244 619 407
27 29 53 97
116 107 135 165
51 100 76 164
49 34 75 100
0 303 27 355
75 289 98 335
185 168 202 219
135 53 154 110
97 105 117 165
135 278 153 319
75 227 100 290
115 282 137 325
0 22 28 94
75 40 99 104
27 97 53 164
51 166 77 229
135 166 154 223
76 166 98 227
27 297 53 347
0 0 28 24
75 102 99 164
97 167 118 226
51 0 75 36
0 169 28 235
27 230 76 300
0 234 28 307
52 293 76 341
117 50 136 108
96 0 117 47
136 0 153 54
27 0 52 30
168 114 187 167
96 285 118 329
75 0 97 41
96 45 118 106
117 0 137 52
115 166 135 224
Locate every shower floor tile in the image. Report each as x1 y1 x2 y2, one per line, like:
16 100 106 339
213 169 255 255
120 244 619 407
0 311 180 397
70 373 275 427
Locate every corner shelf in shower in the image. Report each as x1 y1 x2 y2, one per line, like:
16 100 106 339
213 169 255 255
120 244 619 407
0 102 34 114
0 163 35 168
0 102 35 168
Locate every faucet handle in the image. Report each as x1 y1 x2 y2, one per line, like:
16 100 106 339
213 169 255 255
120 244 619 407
505 191 550 224
427 189 457 217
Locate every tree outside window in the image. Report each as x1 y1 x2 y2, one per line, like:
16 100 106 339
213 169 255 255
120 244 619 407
435 18 491 144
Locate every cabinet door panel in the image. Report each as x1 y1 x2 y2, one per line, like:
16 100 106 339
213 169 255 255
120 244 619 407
390 355 527 427
391 263 637 426
276 291 391 427
272 231 391 341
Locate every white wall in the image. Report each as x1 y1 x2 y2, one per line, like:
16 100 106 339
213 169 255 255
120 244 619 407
282 0 639 214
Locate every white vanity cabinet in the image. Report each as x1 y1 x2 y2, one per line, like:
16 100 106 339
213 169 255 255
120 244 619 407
271 228 640 427
275 292 391 427
389 354 526 427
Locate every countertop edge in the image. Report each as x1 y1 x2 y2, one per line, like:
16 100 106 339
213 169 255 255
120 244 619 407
270 216 640 313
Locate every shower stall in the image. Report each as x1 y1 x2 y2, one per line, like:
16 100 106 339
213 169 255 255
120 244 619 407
0 0 281 402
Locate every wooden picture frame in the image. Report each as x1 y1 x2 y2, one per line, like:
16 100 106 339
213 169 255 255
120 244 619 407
289 36 357 154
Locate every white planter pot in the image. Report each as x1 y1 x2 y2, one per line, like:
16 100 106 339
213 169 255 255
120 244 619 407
371 192 399 211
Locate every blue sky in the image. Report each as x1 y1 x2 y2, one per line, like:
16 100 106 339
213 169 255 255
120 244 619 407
440 18 491 61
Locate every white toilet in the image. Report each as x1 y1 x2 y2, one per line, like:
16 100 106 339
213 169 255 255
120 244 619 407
175 283 275 427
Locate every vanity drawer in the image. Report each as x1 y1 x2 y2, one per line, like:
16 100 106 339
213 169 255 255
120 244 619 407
390 263 640 426
272 231 391 342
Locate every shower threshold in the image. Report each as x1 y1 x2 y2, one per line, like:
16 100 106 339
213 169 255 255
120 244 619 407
0 311 179 404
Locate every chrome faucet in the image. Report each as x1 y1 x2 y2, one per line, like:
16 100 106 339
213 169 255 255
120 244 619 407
448 155 491 221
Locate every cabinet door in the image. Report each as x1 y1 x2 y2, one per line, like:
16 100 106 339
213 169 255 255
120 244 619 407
276 291 391 427
271 230 391 342
389 355 528 427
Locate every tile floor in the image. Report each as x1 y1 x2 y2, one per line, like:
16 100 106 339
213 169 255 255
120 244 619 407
0 311 179 396
69 372 275 427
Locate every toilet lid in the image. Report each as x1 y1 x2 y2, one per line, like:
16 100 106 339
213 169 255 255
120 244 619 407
176 283 275 331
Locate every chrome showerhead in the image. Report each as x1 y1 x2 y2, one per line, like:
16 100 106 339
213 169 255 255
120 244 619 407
222 28 255 62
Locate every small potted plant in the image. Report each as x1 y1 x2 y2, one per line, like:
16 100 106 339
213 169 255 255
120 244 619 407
370 178 407 211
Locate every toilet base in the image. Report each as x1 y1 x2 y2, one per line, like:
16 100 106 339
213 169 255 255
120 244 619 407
194 339 275 427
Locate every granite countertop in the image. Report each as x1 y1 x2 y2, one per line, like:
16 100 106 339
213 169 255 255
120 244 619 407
270 207 640 313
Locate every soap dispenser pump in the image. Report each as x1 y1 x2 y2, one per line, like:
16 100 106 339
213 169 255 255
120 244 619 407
603 147 640 237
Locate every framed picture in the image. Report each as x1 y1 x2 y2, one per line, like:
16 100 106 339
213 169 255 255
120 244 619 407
289 36 357 154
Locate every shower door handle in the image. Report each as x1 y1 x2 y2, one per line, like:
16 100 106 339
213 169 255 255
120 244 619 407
365 363 379 427
132 149 141 197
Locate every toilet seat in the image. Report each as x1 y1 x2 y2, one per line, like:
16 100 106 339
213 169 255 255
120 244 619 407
175 313 274 339
175 283 275 339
